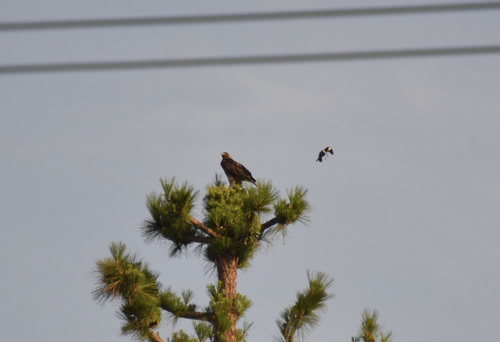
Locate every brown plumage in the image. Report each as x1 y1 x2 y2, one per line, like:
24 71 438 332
220 152 256 186
316 146 334 162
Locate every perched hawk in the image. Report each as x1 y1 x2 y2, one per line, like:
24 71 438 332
220 152 256 186
316 146 334 162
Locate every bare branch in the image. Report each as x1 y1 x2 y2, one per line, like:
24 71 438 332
260 217 279 232
148 329 165 342
160 304 215 324
179 311 215 323
190 216 219 238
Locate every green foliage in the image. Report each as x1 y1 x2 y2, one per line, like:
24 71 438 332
165 323 213 342
168 330 195 342
272 186 310 234
234 321 253 342
142 178 309 270
94 177 317 342
202 181 310 269
205 283 252 339
159 289 198 323
356 309 393 342
142 178 200 256
241 180 279 215
93 242 162 341
276 271 334 342
193 322 213 342
203 185 255 239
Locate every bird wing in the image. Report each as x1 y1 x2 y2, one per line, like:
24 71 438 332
316 150 325 162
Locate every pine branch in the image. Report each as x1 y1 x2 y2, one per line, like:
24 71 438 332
260 186 310 240
177 311 215 322
159 304 215 323
274 186 310 226
260 217 279 234
142 179 216 255
357 309 393 342
276 271 334 342
93 243 163 341
257 217 280 241
159 290 215 324
189 216 219 238
148 329 165 342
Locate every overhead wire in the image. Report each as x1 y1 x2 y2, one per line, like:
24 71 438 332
1 2 499 74
1 2 500 31
2 45 500 74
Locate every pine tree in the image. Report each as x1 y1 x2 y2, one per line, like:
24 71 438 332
93 177 332 342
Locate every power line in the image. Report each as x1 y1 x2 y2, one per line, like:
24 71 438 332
1 45 499 74
1 2 500 31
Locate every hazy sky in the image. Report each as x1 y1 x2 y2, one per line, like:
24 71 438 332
2 1 499 341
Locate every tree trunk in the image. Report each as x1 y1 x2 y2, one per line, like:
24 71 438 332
216 254 239 342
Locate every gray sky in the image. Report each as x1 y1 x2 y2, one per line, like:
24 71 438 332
1 1 499 341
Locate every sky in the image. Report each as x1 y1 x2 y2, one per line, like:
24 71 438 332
1 1 500 341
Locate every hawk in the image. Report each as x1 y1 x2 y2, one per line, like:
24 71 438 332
316 146 334 162
220 152 256 186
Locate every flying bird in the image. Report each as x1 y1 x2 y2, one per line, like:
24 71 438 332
220 152 257 186
316 146 334 162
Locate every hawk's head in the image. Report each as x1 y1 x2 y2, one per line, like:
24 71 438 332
221 152 232 159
